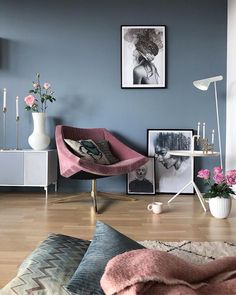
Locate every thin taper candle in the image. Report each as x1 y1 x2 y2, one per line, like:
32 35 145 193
203 122 206 139
3 88 6 110
16 96 19 118
197 122 200 138
212 129 215 144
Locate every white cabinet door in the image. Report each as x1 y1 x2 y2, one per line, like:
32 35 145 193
24 152 47 185
0 153 24 185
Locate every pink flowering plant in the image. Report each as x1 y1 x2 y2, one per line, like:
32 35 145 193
197 167 236 198
24 73 56 112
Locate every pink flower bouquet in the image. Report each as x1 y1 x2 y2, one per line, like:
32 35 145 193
24 73 56 112
197 167 236 198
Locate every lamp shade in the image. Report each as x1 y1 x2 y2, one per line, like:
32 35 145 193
193 75 223 91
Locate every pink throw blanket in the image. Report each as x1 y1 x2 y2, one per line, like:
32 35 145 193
100 249 236 295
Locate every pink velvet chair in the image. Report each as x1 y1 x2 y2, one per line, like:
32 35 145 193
55 125 148 213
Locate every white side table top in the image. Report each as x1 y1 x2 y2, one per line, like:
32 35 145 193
168 150 220 157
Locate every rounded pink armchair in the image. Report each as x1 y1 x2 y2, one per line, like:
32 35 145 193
55 125 148 213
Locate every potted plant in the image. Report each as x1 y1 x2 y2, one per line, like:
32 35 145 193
24 73 56 150
197 167 236 218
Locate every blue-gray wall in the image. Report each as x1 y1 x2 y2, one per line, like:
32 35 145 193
0 0 227 193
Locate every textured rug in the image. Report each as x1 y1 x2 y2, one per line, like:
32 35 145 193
139 240 236 264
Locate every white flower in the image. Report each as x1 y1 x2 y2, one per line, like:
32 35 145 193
43 82 51 90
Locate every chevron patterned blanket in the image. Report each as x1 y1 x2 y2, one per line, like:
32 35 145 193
1 235 236 295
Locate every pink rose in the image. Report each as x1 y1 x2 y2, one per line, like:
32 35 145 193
213 173 225 184
213 166 223 175
226 170 236 177
226 175 236 186
226 170 236 186
43 82 51 90
197 169 210 180
24 95 35 107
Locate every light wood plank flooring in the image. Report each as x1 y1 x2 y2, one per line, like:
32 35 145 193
1 192 236 288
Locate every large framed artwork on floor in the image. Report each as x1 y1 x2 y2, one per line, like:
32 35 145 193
147 129 194 194
121 25 166 88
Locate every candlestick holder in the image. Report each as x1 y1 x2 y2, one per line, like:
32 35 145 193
198 137 214 154
16 116 20 150
2 107 7 150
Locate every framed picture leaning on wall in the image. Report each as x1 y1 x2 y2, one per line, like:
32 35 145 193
121 25 166 88
127 157 156 195
147 129 194 194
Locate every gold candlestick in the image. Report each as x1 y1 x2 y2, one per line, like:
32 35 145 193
2 107 6 150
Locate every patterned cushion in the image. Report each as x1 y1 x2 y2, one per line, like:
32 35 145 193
65 221 145 295
64 139 110 165
96 140 119 164
0 234 90 295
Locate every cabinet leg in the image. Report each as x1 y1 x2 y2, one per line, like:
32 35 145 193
54 181 58 193
44 186 48 200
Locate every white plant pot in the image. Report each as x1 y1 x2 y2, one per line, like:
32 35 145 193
28 112 50 150
209 197 232 219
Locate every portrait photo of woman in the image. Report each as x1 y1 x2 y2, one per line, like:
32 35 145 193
121 26 166 88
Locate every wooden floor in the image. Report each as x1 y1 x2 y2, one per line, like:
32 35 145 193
1 191 236 288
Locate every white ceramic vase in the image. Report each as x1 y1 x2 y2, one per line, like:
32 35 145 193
28 112 50 150
209 197 232 219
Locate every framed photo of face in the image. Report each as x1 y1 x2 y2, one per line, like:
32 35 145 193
147 129 194 194
127 158 156 195
121 25 166 88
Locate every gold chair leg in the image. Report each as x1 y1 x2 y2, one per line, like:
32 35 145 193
97 192 137 202
52 193 89 204
51 179 136 213
91 179 98 213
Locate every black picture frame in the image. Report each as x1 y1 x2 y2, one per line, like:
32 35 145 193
147 129 194 194
127 157 156 195
121 25 166 89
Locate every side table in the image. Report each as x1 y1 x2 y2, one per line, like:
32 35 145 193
167 150 220 212
0 149 58 199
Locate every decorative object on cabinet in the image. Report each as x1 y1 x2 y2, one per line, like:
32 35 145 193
28 112 50 150
55 125 148 213
193 75 223 168
2 88 7 150
121 25 166 88
24 73 56 150
1 89 21 150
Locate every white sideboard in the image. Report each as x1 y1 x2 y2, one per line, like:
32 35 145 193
0 149 57 199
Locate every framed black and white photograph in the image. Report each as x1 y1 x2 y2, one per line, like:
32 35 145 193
127 158 156 195
121 25 166 89
147 129 194 194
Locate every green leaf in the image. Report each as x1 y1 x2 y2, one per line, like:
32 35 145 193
31 103 38 112
24 106 31 111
